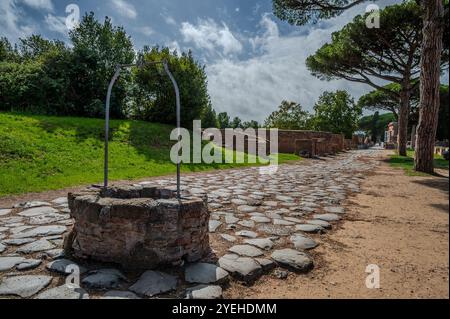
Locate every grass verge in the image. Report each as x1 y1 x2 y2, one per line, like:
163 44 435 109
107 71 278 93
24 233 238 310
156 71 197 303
0 112 301 197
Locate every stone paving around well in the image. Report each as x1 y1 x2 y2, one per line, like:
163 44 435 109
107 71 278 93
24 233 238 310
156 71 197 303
0 149 382 299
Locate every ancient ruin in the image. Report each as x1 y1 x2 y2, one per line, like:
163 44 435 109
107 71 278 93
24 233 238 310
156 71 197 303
66 185 210 269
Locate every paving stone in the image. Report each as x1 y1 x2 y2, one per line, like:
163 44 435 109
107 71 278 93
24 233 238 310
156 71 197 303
229 245 264 257
17 239 55 254
290 235 318 250
237 205 256 213
45 249 65 259
0 243 5 253
1 238 36 246
283 217 303 224
129 271 178 297
0 209 12 216
35 285 89 299
250 216 271 223
18 207 59 217
16 259 42 271
271 249 314 273
46 259 87 275
273 219 295 226
101 291 141 299
238 220 255 228
313 214 341 222
82 269 126 290
255 258 276 271
209 220 222 233
12 225 67 239
185 285 223 299
29 213 69 225
15 201 51 209
0 275 52 297
324 206 345 214
225 215 240 224
258 224 292 236
218 254 262 283
295 224 324 233
235 230 258 239
231 199 247 205
307 219 332 229
244 238 274 250
220 234 237 242
0 257 26 271
185 263 229 284
51 197 68 205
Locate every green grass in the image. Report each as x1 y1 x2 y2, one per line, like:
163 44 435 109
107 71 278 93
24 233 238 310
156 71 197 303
389 150 449 176
0 112 302 197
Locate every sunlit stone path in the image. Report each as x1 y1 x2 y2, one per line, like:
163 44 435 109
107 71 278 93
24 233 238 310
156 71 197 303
0 149 382 299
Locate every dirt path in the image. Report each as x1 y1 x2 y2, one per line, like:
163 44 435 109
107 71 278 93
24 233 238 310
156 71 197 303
225 151 449 299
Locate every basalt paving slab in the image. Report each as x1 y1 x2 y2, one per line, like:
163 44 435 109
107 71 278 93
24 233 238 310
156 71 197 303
0 149 382 298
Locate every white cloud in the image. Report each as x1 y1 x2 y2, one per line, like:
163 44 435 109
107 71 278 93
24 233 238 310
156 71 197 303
207 10 376 123
111 0 137 19
0 0 35 42
163 15 177 26
21 0 53 11
135 26 154 36
45 14 67 35
180 18 243 56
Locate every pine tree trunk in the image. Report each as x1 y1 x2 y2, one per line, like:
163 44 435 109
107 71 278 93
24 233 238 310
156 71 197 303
397 89 410 156
414 0 444 173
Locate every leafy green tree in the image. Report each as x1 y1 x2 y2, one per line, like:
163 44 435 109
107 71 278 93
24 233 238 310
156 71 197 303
273 0 365 25
133 46 209 128
311 91 362 139
359 83 449 141
242 120 260 129
306 2 438 155
370 111 380 143
358 112 396 142
272 0 448 172
18 35 66 61
217 112 231 129
264 100 312 130
231 117 243 129
69 12 135 118
0 37 19 62
201 102 218 128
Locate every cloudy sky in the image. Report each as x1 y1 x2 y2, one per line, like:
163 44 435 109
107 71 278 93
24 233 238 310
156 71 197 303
1 0 404 122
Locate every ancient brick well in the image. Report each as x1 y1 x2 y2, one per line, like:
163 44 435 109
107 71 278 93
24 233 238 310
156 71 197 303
67 185 210 270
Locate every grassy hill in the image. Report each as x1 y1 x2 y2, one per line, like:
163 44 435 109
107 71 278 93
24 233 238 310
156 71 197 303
0 112 300 197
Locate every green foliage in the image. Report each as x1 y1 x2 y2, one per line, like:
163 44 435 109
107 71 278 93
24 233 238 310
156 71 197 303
272 0 362 26
358 84 449 141
69 12 135 118
201 102 218 128
242 120 260 129
358 112 396 142
0 112 301 197
264 101 312 130
132 46 209 128
231 117 243 129
312 90 362 139
306 1 429 90
390 150 449 176
217 112 231 129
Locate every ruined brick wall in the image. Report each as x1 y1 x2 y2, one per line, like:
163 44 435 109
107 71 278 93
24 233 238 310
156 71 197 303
276 130 344 156
210 129 345 157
